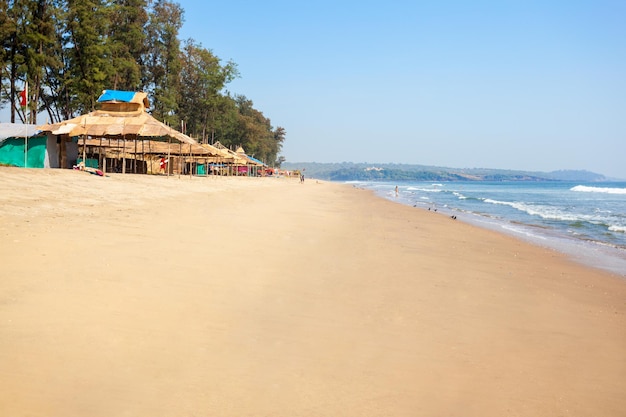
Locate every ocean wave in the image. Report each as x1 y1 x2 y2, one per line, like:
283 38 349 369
501 224 547 240
482 198 619 225
406 187 441 192
571 185 626 195
609 225 626 233
452 192 467 200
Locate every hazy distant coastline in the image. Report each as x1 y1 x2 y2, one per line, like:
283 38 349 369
283 162 617 182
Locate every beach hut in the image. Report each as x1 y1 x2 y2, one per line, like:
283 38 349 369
78 135 228 175
0 123 61 168
234 146 268 176
211 142 266 176
37 90 203 174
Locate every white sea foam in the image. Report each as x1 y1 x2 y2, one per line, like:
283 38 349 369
609 225 626 233
406 187 441 192
501 224 547 240
483 198 611 224
453 192 467 200
571 185 626 195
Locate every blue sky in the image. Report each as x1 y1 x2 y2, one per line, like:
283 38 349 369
178 0 626 178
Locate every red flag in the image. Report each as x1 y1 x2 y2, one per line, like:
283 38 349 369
19 87 27 107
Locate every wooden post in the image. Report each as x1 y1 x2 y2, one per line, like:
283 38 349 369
142 139 145 174
148 139 152 174
122 136 126 174
82 134 86 168
167 136 171 178
22 123 28 168
98 137 102 167
178 141 182 179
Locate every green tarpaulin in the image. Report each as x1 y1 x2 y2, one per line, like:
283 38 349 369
0 137 47 168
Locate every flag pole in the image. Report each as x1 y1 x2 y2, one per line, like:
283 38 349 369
23 81 28 168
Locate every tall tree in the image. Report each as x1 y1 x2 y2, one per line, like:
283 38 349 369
272 125 286 163
222 95 284 165
178 38 238 141
143 0 183 125
108 0 147 91
21 0 59 123
64 0 113 114
38 0 69 122
2 0 27 122
0 0 10 112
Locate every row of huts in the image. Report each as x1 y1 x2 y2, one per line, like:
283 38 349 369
0 90 270 176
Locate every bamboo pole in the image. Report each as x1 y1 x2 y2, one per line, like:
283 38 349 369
82 135 86 168
24 123 28 168
149 139 152 174
142 139 145 174
99 137 104 174
122 135 126 174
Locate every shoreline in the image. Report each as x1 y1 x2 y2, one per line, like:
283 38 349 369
358 180 626 278
1 167 625 416
431 205 626 278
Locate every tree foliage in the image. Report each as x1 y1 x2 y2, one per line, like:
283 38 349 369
0 0 286 165
178 38 238 140
108 0 147 91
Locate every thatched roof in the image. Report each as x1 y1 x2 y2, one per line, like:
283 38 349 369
213 141 264 165
37 90 197 145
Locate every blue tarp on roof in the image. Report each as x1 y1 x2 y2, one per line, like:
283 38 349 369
97 90 136 103
246 155 267 166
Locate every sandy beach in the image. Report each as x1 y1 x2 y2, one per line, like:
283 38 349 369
1 166 625 416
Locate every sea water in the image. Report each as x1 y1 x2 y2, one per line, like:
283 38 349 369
351 180 626 277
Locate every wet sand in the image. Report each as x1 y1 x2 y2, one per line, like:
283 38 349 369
1 167 625 416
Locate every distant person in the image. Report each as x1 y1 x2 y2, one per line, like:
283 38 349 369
395 185 399 197
300 173 305 183
159 157 168 174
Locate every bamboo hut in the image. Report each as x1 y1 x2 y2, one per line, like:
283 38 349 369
37 90 217 175
235 146 268 176
211 142 266 176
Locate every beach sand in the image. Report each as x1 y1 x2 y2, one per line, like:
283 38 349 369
1 166 625 416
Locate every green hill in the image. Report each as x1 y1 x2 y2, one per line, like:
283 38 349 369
283 162 607 182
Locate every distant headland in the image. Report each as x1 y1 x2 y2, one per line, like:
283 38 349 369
282 162 613 182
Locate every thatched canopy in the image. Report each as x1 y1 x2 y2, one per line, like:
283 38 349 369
213 141 264 166
37 90 197 145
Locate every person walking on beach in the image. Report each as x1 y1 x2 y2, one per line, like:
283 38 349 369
395 185 399 197
300 173 305 183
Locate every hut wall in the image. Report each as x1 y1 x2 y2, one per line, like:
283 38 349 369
99 102 140 112
64 139 78 169
45 134 60 168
